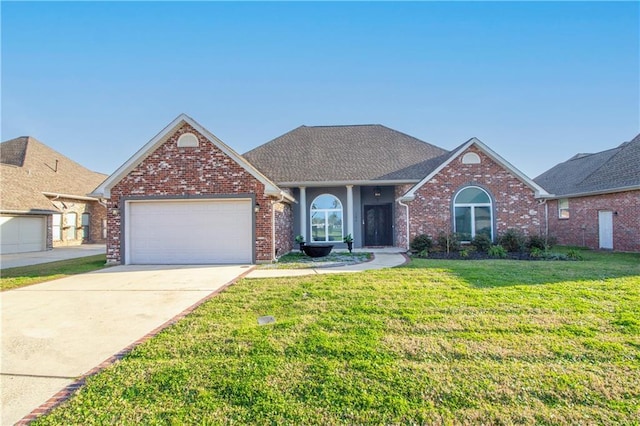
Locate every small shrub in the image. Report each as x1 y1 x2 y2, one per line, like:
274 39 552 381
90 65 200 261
499 229 526 253
410 234 433 253
459 249 469 258
488 245 507 258
566 249 584 261
526 235 548 251
418 249 429 258
529 247 545 258
471 233 492 253
437 232 461 253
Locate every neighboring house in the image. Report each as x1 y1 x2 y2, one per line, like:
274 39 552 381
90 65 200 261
0 137 108 254
92 114 550 265
534 134 640 252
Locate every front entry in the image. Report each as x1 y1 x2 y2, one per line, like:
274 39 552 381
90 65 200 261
364 204 393 246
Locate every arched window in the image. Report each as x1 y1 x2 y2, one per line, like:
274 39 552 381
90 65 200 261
454 186 493 241
310 194 343 242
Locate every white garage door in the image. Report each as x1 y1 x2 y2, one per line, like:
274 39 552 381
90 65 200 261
127 199 253 264
0 215 46 254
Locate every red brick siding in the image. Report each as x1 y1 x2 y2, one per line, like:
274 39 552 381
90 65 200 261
394 184 413 249
406 146 543 242
274 200 294 257
106 123 272 264
51 198 106 247
546 190 640 252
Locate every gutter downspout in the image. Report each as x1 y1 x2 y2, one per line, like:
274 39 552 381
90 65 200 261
398 199 410 250
271 193 287 261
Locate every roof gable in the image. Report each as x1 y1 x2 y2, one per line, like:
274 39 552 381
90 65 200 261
243 125 448 185
400 137 549 201
1 137 108 213
92 114 289 200
534 133 640 197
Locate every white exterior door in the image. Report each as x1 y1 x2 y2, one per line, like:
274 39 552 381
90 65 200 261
126 199 253 264
598 211 613 250
0 216 46 254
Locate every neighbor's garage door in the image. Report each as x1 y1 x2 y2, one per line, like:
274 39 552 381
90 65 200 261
0 215 46 254
127 199 253 264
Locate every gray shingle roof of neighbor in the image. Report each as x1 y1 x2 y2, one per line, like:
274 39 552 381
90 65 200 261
242 124 449 184
534 133 640 196
1 137 108 213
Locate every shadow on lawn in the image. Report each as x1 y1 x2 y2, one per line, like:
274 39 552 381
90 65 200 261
401 250 640 288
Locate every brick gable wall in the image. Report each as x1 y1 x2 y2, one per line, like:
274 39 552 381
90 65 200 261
106 123 274 264
401 146 543 244
546 190 639 252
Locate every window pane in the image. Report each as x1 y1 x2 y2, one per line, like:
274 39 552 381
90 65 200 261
327 212 342 242
66 213 77 240
456 187 490 204
311 194 342 210
475 206 492 238
455 207 472 241
311 212 326 242
52 214 62 241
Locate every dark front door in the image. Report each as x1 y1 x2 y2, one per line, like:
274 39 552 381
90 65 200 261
364 204 393 246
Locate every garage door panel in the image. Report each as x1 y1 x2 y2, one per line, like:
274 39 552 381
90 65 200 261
0 216 46 254
128 199 252 264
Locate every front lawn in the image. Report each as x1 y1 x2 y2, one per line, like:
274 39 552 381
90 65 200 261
36 251 639 424
1 255 108 291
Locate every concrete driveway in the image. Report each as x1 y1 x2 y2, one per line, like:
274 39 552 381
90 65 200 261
1 264 252 425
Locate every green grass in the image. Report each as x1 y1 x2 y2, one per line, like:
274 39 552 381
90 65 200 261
35 250 639 424
1 255 108 291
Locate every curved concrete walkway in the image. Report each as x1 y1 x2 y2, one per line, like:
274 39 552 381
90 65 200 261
246 249 408 279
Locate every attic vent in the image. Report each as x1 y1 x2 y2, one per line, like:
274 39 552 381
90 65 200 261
462 152 481 164
177 133 199 148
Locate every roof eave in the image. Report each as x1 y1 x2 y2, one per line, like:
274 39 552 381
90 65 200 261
402 138 550 199
538 184 640 199
93 114 287 199
277 179 420 188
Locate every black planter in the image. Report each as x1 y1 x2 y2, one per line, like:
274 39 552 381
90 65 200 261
298 242 305 252
302 244 333 258
346 241 353 253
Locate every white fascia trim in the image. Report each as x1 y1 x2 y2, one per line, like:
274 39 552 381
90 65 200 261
538 185 640 200
277 179 420 188
401 138 550 201
92 113 284 198
42 192 100 202
1 209 57 215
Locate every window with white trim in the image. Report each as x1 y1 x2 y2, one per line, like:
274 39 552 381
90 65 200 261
462 152 481 164
310 194 343 242
558 198 570 219
177 132 199 147
52 214 62 241
66 212 77 240
454 186 493 241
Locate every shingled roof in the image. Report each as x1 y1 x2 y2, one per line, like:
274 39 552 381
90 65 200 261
242 125 448 185
534 133 640 197
1 137 108 213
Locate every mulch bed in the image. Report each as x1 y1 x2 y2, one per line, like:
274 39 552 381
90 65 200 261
414 251 540 261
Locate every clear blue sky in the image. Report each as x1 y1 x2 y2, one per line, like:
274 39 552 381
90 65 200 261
2 1 638 179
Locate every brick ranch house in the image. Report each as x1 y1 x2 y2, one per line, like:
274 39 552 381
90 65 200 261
92 114 556 265
534 133 640 252
1 137 107 254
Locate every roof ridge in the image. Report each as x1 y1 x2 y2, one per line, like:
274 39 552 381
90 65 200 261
574 144 626 187
301 124 383 129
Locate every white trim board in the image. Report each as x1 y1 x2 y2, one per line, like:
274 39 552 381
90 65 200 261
400 137 550 201
90 114 293 202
